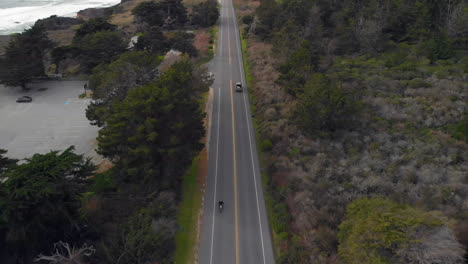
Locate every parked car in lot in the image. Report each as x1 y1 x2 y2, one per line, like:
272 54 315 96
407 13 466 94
16 96 32 103
235 82 242 92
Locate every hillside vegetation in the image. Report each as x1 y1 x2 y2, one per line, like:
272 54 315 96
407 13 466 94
238 0 468 263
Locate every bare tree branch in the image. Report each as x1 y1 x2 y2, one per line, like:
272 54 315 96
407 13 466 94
34 241 96 264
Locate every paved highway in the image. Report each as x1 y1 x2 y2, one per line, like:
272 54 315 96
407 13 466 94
198 0 275 263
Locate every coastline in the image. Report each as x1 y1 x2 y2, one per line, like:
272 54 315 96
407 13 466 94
0 0 121 35
0 0 125 55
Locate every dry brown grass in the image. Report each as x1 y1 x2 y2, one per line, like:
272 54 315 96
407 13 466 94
194 29 209 57
47 29 75 46
183 0 206 7
110 0 151 33
234 0 259 16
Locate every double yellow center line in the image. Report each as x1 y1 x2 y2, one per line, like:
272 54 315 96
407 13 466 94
227 2 237 262
228 10 232 65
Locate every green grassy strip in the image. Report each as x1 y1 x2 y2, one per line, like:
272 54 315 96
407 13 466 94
210 25 219 57
240 36 253 87
174 90 209 263
174 155 202 264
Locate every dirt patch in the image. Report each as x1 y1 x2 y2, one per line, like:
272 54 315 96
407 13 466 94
83 195 102 212
271 170 293 187
95 159 114 174
47 29 75 46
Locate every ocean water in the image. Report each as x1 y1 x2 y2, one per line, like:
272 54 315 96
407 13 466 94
0 0 121 35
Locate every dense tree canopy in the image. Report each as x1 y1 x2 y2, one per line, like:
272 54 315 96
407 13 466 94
0 25 54 89
277 40 319 97
86 51 162 126
96 59 207 188
191 0 219 27
75 31 127 70
167 31 198 57
135 27 170 54
296 73 362 135
132 0 188 29
106 193 177 263
257 0 466 48
0 147 94 258
73 18 117 44
132 1 164 26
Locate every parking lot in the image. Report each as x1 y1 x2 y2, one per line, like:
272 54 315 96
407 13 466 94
0 80 100 162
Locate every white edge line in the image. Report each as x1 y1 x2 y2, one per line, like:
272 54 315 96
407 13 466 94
230 2 267 263
209 88 221 264
209 3 223 263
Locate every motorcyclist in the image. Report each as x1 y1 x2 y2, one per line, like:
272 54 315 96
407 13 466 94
218 200 224 212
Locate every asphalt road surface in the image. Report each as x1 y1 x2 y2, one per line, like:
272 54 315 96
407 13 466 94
0 81 99 161
198 0 275 263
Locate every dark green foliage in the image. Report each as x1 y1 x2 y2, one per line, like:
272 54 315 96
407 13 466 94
277 40 318 96
384 46 411 68
271 202 290 234
51 18 121 73
256 0 465 55
167 31 198 57
296 73 361 135
260 139 273 152
445 112 468 142
0 25 54 88
91 171 116 193
191 0 219 27
277 237 307 264
0 147 94 255
242 15 254 25
34 15 83 31
86 51 162 126
96 59 206 188
73 18 117 44
427 32 455 63
132 0 188 29
75 31 127 70
88 51 162 100
255 0 280 39
135 27 170 54
406 78 431 88
132 1 164 26
51 45 81 67
0 149 16 175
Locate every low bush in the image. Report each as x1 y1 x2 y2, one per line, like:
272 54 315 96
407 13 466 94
445 113 468 142
103 193 177 264
261 139 273 151
338 198 464 264
242 15 254 25
407 78 431 88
